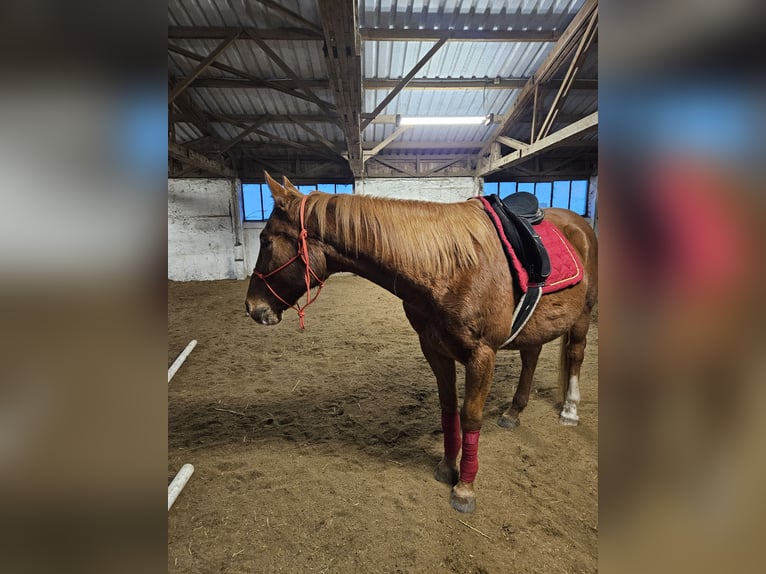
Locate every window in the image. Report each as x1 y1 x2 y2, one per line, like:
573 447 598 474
484 179 590 216
242 182 354 221
534 182 552 208
483 181 498 195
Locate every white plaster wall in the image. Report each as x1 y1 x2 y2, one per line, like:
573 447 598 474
357 177 480 202
243 223 266 273
168 178 247 281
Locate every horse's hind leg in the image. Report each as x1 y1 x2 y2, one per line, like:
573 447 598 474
498 345 542 428
559 309 592 426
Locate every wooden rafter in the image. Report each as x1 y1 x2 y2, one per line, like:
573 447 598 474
172 112 585 127
536 9 598 141
496 136 529 150
218 117 270 154
168 142 237 178
360 29 561 42
168 33 239 104
420 155 472 177
243 28 336 114
183 77 597 91
362 125 410 163
476 0 598 168
212 113 341 161
169 74 221 144
169 26 322 41
317 0 364 177
291 118 343 155
370 156 417 177
360 37 448 131
169 44 333 110
477 112 598 177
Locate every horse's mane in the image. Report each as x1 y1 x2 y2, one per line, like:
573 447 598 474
300 192 497 277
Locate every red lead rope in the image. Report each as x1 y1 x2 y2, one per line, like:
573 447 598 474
253 194 325 329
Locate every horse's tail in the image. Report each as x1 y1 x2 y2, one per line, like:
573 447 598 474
558 331 571 405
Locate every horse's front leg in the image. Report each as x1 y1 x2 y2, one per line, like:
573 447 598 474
452 344 496 513
416 332 459 486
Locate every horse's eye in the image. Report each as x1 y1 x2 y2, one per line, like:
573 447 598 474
260 236 272 249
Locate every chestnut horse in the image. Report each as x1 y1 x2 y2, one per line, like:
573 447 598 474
245 172 598 513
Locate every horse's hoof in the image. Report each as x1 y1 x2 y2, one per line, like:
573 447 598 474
450 486 476 513
497 413 520 428
434 461 459 485
559 414 579 426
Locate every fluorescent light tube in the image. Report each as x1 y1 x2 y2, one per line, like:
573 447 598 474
399 116 489 126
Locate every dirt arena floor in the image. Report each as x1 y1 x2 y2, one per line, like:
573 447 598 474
168 275 598 573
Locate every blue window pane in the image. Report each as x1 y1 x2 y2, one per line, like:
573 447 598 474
552 181 570 209
317 183 334 193
243 184 263 221
517 182 534 194
262 187 275 219
298 185 315 193
335 184 353 194
483 181 498 195
534 182 551 208
498 181 516 198
570 180 588 215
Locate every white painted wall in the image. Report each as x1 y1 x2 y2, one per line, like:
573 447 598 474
356 176 481 202
168 178 247 281
242 223 266 273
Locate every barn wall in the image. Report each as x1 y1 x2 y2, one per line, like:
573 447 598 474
168 178 248 281
242 223 266 273
356 177 481 202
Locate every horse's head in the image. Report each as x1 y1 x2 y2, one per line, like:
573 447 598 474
245 172 328 326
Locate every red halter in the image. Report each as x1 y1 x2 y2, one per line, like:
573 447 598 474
253 194 325 329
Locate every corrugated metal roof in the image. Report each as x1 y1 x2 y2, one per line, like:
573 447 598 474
359 0 584 30
364 87 518 118
213 121 343 145
363 87 519 145
169 0 320 28
188 87 334 117
169 0 597 179
364 40 552 79
173 122 205 143
169 39 328 80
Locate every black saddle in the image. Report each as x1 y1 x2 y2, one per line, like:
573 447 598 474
484 192 550 285
482 192 551 345
501 191 544 224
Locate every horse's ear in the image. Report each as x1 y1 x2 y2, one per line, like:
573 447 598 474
282 176 300 193
264 171 291 209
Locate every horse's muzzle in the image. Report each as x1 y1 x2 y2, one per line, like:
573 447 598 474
245 300 282 325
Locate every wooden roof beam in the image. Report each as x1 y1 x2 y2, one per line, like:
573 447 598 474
477 111 598 177
360 37 448 131
168 142 237 178
168 32 239 104
317 0 364 177
476 0 598 164
168 44 335 110
169 26 323 41
360 29 562 42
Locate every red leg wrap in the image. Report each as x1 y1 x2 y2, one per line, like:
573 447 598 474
459 430 481 483
441 410 461 460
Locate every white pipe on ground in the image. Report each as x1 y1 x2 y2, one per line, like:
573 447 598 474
168 463 195 511
168 339 197 383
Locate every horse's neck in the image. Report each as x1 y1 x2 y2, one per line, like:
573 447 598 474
311 200 426 297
